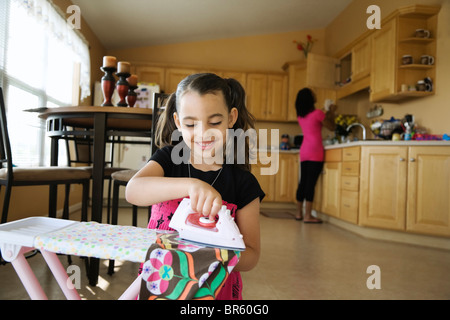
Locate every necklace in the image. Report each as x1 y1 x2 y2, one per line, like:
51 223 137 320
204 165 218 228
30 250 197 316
188 163 223 187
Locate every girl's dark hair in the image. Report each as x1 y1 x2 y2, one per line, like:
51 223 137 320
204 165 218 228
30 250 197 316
155 73 256 171
295 87 316 117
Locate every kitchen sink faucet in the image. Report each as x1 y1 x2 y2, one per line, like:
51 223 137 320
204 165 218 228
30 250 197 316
346 123 367 141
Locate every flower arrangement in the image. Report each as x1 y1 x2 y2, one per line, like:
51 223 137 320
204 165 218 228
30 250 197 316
293 35 316 58
335 114 357 139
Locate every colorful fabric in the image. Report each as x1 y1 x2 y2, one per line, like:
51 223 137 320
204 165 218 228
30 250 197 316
139 232 239 300
146 198 242 300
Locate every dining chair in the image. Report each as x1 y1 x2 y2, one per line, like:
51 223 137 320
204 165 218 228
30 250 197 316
64 130 129 224
0 87 91 225
107 92 168 275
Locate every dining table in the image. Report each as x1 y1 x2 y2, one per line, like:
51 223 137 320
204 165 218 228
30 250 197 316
38 106 153 286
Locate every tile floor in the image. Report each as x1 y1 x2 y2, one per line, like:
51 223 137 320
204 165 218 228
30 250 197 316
1 206 449 300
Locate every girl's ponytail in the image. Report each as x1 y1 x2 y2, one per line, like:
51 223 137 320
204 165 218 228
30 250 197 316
155 92 178 148
225 78 255 132
225 78 256 171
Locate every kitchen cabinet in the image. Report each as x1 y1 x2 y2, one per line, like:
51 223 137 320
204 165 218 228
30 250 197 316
275 153 299 202
284 61 307 122
246 73 288 122
320 149 342 217
252 161 276 202
133 66 166 91
406 147 450 237
165 67 199 94
219 71 247 89
321 162 341 218
252 152 299 203
318 147 360 222
369 19 397 102
335 36 372 100
359 145 450 237
340 146 360 224
282 60 337 122
305 53 339 89
370 5 440 102
286 5 439 103
359 146 408 231
351 36 372 83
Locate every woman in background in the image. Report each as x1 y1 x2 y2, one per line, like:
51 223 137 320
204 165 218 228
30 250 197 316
295 88 336 223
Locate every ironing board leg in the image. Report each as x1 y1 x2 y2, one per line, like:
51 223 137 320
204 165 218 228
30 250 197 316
118 274 142 300
41 250 81 300
11 251 48 300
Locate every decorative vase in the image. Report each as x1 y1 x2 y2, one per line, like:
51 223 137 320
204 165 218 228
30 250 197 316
126 85 138 108
100 67 116 106
116 72 131 107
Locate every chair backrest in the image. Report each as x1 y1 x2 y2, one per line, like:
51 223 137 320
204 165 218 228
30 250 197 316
151 92 169 156
0 87 14 178
65 127 116 168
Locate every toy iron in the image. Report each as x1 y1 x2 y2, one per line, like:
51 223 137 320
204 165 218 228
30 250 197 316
169 198 245 251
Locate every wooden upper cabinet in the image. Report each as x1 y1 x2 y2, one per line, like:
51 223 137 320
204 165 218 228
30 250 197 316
351 36 372 82
284 61 307 122
246 73 287 121
165 68 199 94
370 5 440 102
266 74 288 121
134 66 166 91
246 73 268 120
370 18 397 102
220 71 247 89
306 53 339 89
283 60 336 122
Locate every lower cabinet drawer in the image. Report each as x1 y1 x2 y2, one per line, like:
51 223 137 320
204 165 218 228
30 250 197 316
341 176 359 191
342 161 360 176
340 190 359 224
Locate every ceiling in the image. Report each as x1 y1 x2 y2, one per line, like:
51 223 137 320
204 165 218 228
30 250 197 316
71 0 352 50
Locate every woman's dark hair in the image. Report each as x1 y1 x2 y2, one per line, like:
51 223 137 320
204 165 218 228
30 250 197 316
155 73 256 171
295 87 316 117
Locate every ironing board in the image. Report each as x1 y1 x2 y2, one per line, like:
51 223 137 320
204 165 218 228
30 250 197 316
0 217 239 300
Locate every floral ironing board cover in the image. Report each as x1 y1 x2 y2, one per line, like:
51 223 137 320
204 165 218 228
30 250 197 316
33 221 239 300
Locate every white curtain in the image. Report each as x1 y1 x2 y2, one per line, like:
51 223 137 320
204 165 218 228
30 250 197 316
12 0 90 100
0 0 91 166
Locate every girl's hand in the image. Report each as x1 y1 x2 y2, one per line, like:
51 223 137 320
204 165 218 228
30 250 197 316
188 178 223 221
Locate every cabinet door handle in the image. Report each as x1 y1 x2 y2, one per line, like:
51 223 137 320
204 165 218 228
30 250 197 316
399 157 405 161
410 158 416 162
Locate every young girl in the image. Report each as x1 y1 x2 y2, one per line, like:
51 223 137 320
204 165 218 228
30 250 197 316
125 73 265 300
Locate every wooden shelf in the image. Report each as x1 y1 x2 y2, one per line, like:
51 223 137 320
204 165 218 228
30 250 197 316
399 64 434 70
399 37 435 44
397 90 433 97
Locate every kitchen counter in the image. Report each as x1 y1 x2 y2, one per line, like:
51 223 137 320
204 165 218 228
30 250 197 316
324 140 450 150
257 148 299 154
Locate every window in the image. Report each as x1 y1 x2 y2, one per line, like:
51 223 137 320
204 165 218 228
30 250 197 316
0 0 90 166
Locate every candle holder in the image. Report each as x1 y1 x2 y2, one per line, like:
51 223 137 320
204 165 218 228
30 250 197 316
116 72 131 107
100 67 116 106
126 85 138 108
